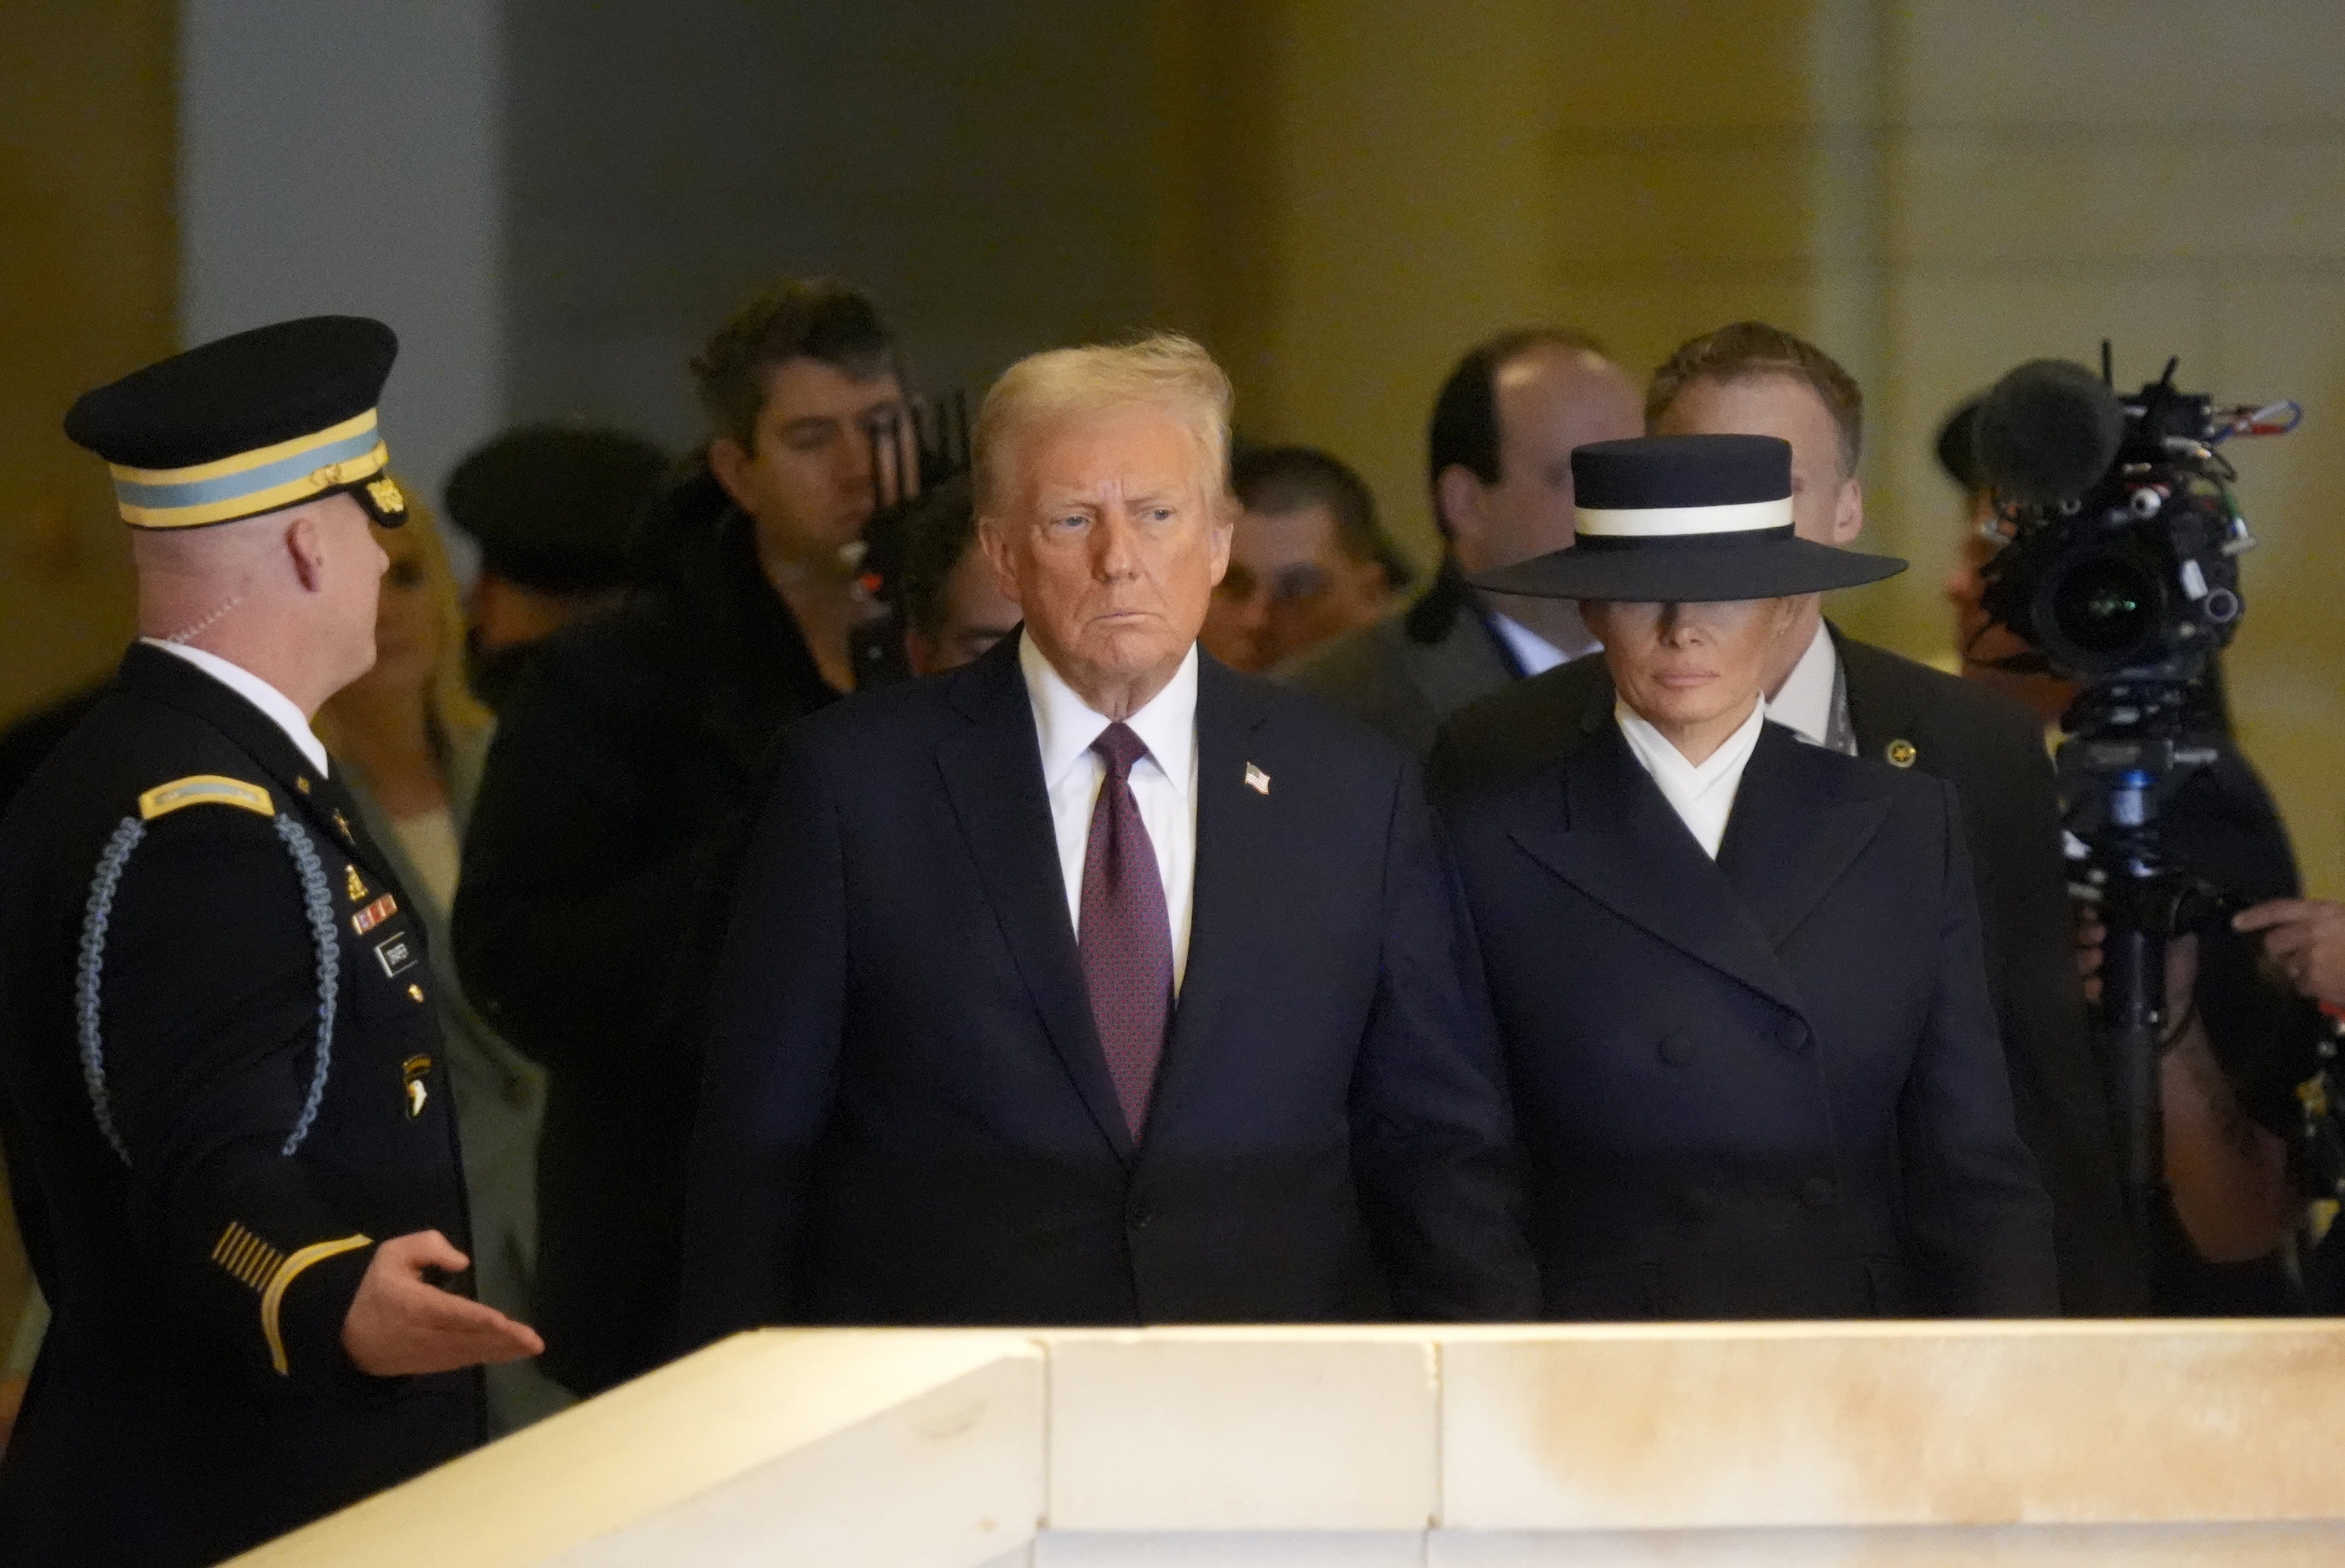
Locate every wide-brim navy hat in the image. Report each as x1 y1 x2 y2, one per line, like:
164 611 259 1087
1471 433 1906 602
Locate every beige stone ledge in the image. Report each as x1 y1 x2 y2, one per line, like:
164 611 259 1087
231 1321 2345 1566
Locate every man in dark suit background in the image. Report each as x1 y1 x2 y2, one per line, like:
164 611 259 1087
1281 328 1640 754
677 334 1536 1339
1430 322 2145 1315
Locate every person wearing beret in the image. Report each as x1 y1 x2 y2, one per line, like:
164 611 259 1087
441 423 670 711
0 318 541 1564
1430 434 2059 1320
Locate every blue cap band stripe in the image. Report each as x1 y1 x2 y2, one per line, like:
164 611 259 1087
111 425 386 511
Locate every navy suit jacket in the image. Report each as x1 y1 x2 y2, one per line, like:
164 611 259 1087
676 632 1537 1339
1432 702 2059 1320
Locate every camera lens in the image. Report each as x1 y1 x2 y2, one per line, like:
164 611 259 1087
2045 548 2164 667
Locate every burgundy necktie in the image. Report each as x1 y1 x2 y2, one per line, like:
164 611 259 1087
1079 721 1172 1141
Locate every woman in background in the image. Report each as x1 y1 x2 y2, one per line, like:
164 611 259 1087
316 491 570 1433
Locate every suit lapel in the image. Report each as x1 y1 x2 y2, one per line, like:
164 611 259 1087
1716 723 1894 949
934 637 1137 1164
1145 657 1274 1142
1508 713 1809 1018
1833 622 1932 772
1408 606 1522 723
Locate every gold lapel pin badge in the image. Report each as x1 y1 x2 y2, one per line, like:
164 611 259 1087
1886 739 1918 768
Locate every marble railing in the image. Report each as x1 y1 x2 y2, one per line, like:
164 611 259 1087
232 1320 2345 1566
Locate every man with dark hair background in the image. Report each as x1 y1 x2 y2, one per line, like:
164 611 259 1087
1201 444 1408 673
453 278 913 1396
1283 328 1640 752
893 474 1022 676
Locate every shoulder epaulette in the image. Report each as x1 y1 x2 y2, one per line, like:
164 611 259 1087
138 774 274 820
79 778 337 1166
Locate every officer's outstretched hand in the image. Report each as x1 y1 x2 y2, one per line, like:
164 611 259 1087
341 1229 545 1377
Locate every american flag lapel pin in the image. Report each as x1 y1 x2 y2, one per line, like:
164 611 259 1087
1244 761 1271 795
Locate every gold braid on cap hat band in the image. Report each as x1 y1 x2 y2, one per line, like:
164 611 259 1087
108 410 389 530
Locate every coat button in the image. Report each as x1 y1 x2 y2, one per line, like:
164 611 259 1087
1128 1207 1155 1231
1679 1186 1715 1221
1775 1018 1809 1051
1658 1032 1694 1066
1802 1177 1836 1210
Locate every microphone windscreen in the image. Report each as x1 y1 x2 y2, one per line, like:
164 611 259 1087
1973 359 2126 505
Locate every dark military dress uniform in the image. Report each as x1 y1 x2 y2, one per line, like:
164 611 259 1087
0 318 484 1564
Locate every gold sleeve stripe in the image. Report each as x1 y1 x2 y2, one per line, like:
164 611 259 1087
212 1222 252 1283
139 775 275 820
260 1234 372 1377
235 1236 282 1291
211 1221 287 1295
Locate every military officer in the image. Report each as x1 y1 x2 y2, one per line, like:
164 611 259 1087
0 316 542 1566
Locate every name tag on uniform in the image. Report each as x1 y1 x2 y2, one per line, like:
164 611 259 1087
374 932 419 978
352 894 399 935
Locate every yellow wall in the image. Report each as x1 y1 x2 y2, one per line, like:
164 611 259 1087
0 0 173 1354
1 6 2334 871
1864 1 2345 901
1177 1 1813 567
0 1 173 721
1183 0 2343 897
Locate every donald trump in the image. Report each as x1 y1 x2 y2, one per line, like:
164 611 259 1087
679 334 1534 1336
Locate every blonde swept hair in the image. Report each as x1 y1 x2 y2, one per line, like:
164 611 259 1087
974 332 1234 518
314 478 493 770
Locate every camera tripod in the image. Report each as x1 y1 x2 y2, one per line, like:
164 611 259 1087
2059 682 2225 1230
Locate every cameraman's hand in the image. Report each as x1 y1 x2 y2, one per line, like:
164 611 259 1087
341 1230 543 1378
2234 897 2345 1007
2072 904 2197 1025
2075 902 2105 1005
2163 931 2200 1036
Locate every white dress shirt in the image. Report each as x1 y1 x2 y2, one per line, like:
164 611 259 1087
1764 618 1839 749
1615 696 1766 858
1489 611 1596 676
141 637 330 777
1019 631 1199 991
